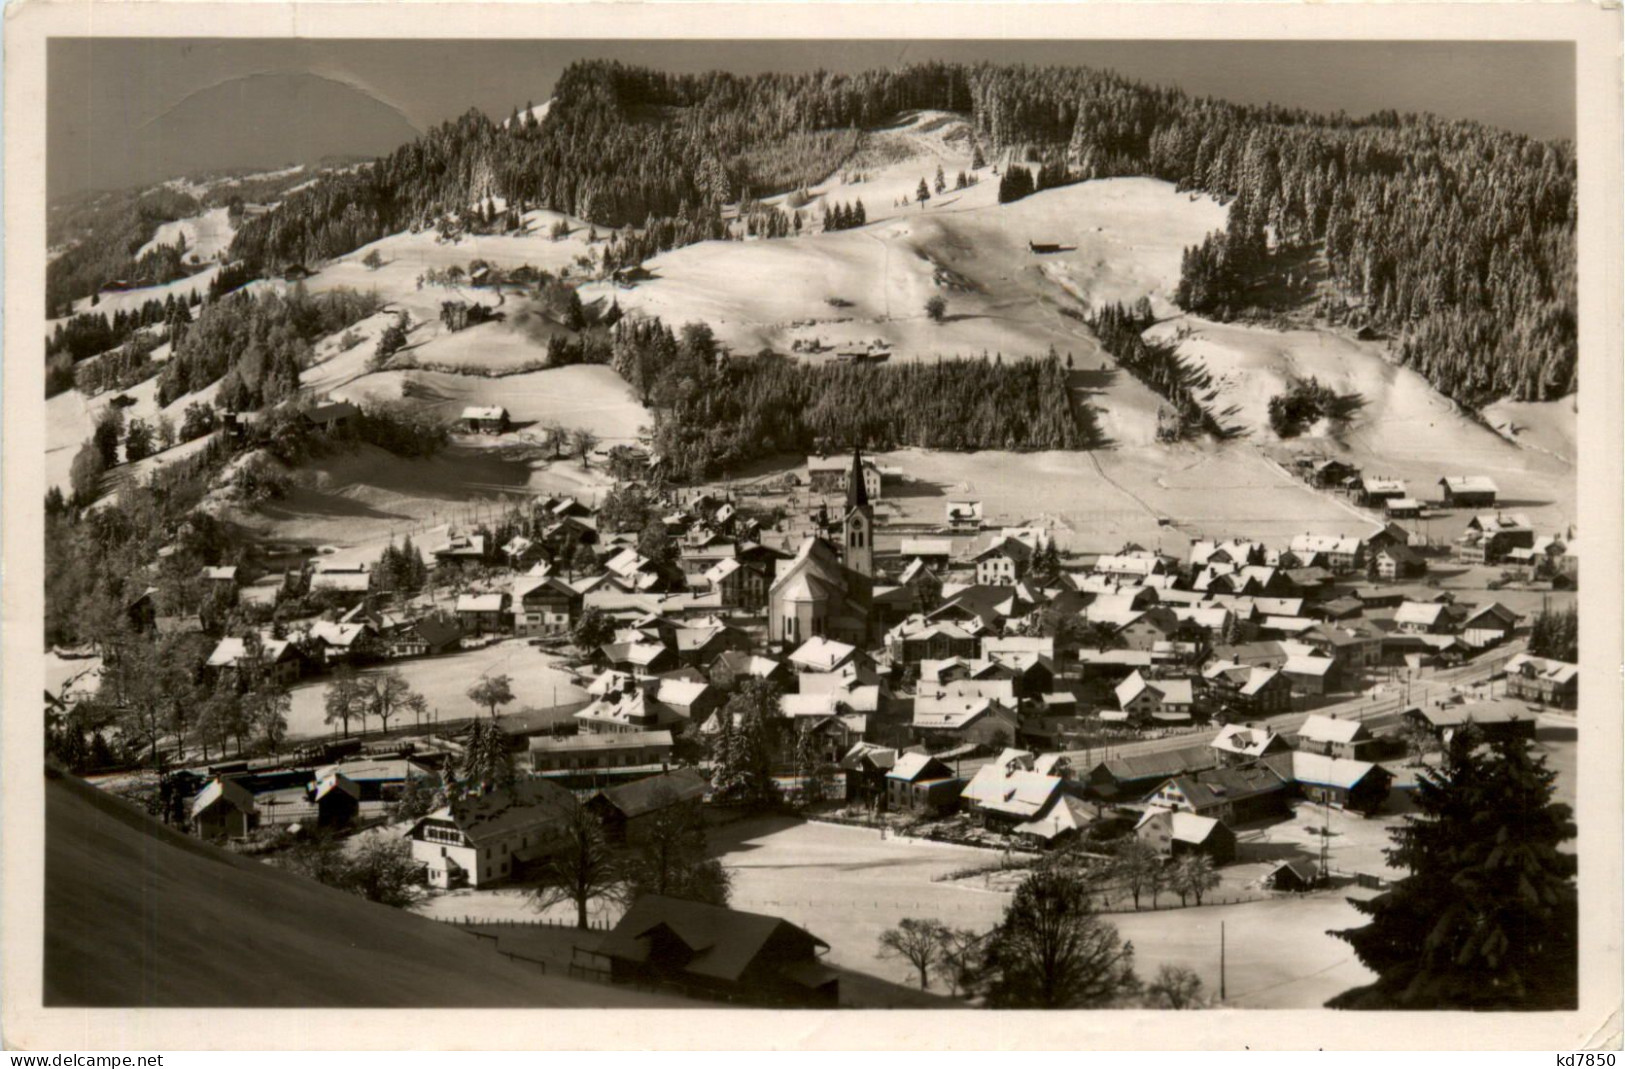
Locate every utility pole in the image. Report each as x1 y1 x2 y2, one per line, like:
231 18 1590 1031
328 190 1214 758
1320 792 1331 879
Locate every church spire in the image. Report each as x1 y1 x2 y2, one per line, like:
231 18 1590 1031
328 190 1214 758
846 446 869 509
842 446 873 579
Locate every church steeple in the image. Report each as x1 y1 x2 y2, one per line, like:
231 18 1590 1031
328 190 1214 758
846 447 869 509
843 446 873 578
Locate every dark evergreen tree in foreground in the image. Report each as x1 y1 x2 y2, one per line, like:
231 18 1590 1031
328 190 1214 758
1327 729 1577 1010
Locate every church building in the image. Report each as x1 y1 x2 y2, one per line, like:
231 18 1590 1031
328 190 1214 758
768 450 876 648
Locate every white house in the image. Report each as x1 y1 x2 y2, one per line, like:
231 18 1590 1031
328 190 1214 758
406 778 577 889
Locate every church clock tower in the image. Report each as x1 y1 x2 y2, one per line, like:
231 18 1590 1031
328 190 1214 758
842 447 874 579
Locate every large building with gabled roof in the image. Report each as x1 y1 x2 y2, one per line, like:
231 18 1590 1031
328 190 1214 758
405 777 577 889
767 533 874 648
587 895 839 1007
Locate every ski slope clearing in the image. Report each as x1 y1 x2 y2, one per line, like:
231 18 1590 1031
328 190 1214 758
501 99 552 129
135 205 236 263
227 440 614 560
581 176 1224 446
334 364 646 444
1482 397 1578 464
41 769 672 1007
1147 316 1577 536
764 110 996 228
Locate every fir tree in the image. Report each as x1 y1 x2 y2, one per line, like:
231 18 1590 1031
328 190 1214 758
1328 730 1578 1009
460 716 516 797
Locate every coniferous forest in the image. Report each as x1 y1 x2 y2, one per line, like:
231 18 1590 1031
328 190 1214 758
223 59 1574 412
611 317 1083 480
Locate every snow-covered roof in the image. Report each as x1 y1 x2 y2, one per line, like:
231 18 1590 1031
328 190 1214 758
1395 601 1448 627
1290 533 1363 556
1282 655 1335 677
1298 714 1365 745
1288 751 1385 790
1094 554 1164 576
781 693 839 718
888 752 952 783
788 636 857 672
1504 653 1579 684
1136 806 1224 845
191 777 256 819
1114 671 1156 709
1013 795 1093 840
205 635 293 668
705 558 742 583
653 678 710 709
912 693 1002 730
1211 723 1279 757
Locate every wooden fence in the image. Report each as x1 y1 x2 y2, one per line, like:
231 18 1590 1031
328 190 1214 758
456 927 549 973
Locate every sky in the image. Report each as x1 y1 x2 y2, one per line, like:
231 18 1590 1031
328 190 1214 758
48 38 1576 197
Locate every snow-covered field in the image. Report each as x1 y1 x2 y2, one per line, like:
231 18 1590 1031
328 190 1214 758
135 206 236 263
45 369 226 497
61 263 220 320
333 365 646 444
757 443 1372 557
283 638 586 740
580 173 1224 447
713 818 1374 1007
1482 396 1578 465
45 108 1572 570
230 440 616 564
1150 316 1578 538
47 770 669 1007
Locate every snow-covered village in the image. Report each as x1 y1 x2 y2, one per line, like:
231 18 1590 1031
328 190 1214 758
30 35 1593 1022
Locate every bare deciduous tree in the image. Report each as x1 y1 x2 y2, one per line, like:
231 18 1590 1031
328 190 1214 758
528 797 628 929
878 918 945 990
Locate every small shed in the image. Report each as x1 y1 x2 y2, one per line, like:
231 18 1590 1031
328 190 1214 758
884 752 960 814
303 401 359 430
191 777 258 839
314 772 362 829
1267 859 1321 893
460 405 511 435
